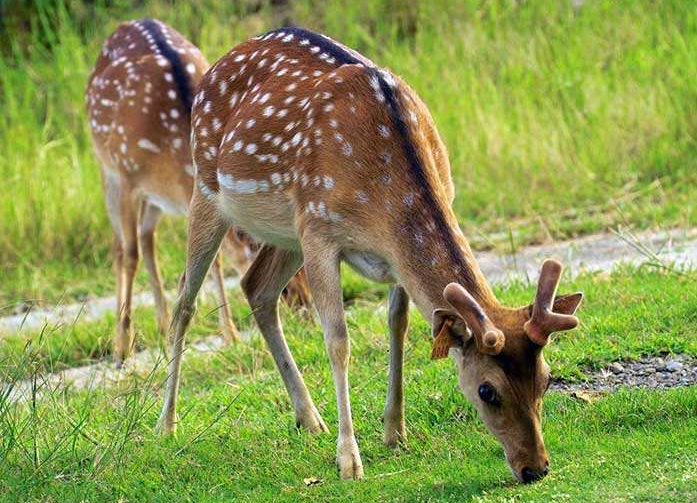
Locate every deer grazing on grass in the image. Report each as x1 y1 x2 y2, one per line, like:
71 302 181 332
86 19 311 366
156 26 583 483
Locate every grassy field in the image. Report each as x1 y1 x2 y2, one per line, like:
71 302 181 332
1 0 695 305
1 267 696 502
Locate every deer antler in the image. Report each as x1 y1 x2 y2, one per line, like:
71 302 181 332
524 259 579 346
443 283 505 355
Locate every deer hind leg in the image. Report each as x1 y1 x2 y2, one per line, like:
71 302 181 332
103 173 127 366
103 174 140 367
139 202 169 336
112 234 124 327
384 285 409 448
301 234 363 479
156 190 229 435
241 244 327 433
114 188 141 367
209 251 240 343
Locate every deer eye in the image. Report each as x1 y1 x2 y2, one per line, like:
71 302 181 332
478 383 498 405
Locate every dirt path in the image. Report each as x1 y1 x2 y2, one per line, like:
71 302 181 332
3 334 229 405
2 228 695 336
0 277 240 335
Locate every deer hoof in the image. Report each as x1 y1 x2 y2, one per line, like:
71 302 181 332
296 408 329 434
383 423 406 448
337 438 364 480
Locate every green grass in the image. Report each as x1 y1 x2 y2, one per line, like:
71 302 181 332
1 0 695 303
1 267 696 501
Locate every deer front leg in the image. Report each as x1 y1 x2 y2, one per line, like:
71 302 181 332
384 285 409 448
156 190 229 435
303 237 363 480
209 251 241 343
241 245 327 433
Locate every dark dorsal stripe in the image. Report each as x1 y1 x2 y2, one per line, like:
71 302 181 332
265 26 373 68
368 68 479 295
139 18 193 116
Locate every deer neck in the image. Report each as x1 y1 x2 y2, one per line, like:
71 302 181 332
386 204 503 324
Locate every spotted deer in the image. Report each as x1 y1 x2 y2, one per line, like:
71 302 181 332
86 19 311 366
156 27 583 483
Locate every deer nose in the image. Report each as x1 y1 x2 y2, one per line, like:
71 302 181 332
521 465 549 483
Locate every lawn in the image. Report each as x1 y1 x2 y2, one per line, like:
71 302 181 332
1 267 695 501
0 0 695 304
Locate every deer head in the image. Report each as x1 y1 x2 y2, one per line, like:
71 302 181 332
431 259 583 483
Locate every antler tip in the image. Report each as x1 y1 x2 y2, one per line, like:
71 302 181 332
485 329 504 345
542 258 563 275
443 282 464 298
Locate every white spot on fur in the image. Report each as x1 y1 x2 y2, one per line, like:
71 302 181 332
355 190 369 203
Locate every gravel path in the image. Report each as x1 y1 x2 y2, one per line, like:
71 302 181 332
1 227 695 336
551 355 697 393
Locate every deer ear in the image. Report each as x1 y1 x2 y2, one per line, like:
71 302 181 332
553 292 583 315
431 309 467 360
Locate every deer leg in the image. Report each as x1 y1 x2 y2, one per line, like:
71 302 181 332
209 251 240 343
241 244 327 433
383 285 409 447
102 173 128 365
113 188 140 367
140 202 169 336
302 235 363 479
112 235 124 327
156 190 228 435
282 267 313 311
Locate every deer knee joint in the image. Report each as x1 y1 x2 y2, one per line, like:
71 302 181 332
324 324 349 363
123 245 139 271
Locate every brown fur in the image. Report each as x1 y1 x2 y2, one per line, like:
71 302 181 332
157 27 583 482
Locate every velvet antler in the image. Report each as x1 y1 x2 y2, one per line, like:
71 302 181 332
524 259 579 346
443 283 505 355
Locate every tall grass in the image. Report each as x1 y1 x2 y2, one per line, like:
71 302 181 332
1 0 695 302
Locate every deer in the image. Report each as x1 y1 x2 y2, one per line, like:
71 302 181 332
155 26 583 483
85 19 311 367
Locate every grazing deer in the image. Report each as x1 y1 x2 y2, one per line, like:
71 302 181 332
156 27 583 483
86 19 311 366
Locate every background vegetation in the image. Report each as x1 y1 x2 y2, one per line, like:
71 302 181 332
1 0 695 304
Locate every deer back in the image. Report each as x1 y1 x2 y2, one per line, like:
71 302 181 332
86 19 208 209
192 27 458 265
